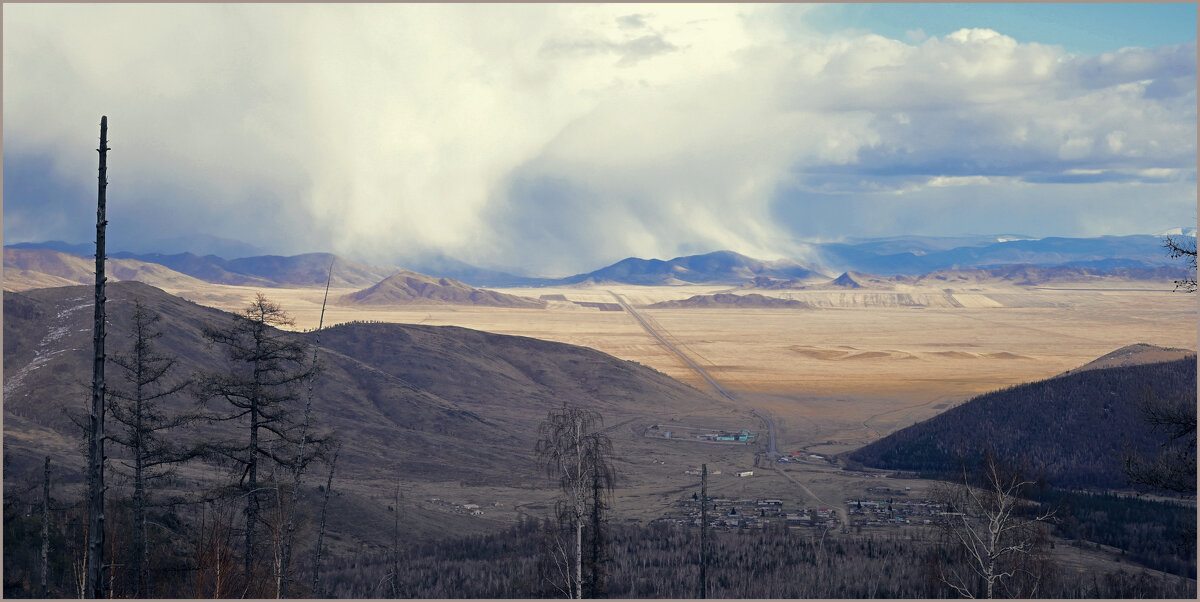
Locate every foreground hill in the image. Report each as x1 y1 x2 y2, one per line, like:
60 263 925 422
844 354 1196 490
3 281 717 506
341 271 546 307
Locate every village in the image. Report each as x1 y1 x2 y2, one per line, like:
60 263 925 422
653 482 946 532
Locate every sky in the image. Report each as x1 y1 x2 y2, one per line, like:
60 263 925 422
4 4 1196 276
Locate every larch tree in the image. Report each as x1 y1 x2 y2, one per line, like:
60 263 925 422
107 298 196 597
200 293 314 592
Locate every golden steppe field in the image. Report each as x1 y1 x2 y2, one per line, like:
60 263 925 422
158 278 1197 458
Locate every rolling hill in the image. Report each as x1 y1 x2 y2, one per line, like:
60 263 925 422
843 352 1197 490
1059 343 1197 376
3 248 210 291
341 271 547 307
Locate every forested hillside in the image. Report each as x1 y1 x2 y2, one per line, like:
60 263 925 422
845 358 1196 490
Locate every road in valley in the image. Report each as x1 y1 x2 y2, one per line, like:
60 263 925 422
609 291 850 527
608 292 779 459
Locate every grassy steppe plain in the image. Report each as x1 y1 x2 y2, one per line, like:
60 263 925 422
161 280 1196 455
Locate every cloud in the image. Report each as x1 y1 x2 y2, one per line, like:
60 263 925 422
3 5 1195 274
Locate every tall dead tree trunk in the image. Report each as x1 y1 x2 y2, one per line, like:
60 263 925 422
42 456 51 598
87 115 110 599
278 261 333 599
391 480 401 598
310 443 340 597
699 463 708 599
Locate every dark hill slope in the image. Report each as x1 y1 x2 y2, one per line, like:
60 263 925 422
2 282 510 484
315 321 716 429
4 282 717 490
845 357 1196 490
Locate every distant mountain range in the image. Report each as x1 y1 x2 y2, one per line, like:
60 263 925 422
737 264 1195 292
813 234 1192 276
6 233 1194 290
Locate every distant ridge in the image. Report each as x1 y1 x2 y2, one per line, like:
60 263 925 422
8 233 1194 289
643 293 812 309
561 250 828 286
815 234 1192 276
341 271 546 308
3 248 208 291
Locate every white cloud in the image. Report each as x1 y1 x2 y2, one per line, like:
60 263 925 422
3 6 1195 274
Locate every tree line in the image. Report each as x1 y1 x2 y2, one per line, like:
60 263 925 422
303 514 1195 598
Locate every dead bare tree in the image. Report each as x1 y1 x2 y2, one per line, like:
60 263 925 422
932 453 1055 599
200 294 313 591
278 260 335 599
390 479 402 598
535 404 613 599
699 463 708 599
41 456 51 598
86 115 110 599
310 442 340 597
1163 234 1197 292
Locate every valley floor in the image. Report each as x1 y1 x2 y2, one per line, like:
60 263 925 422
160 279 1197 449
